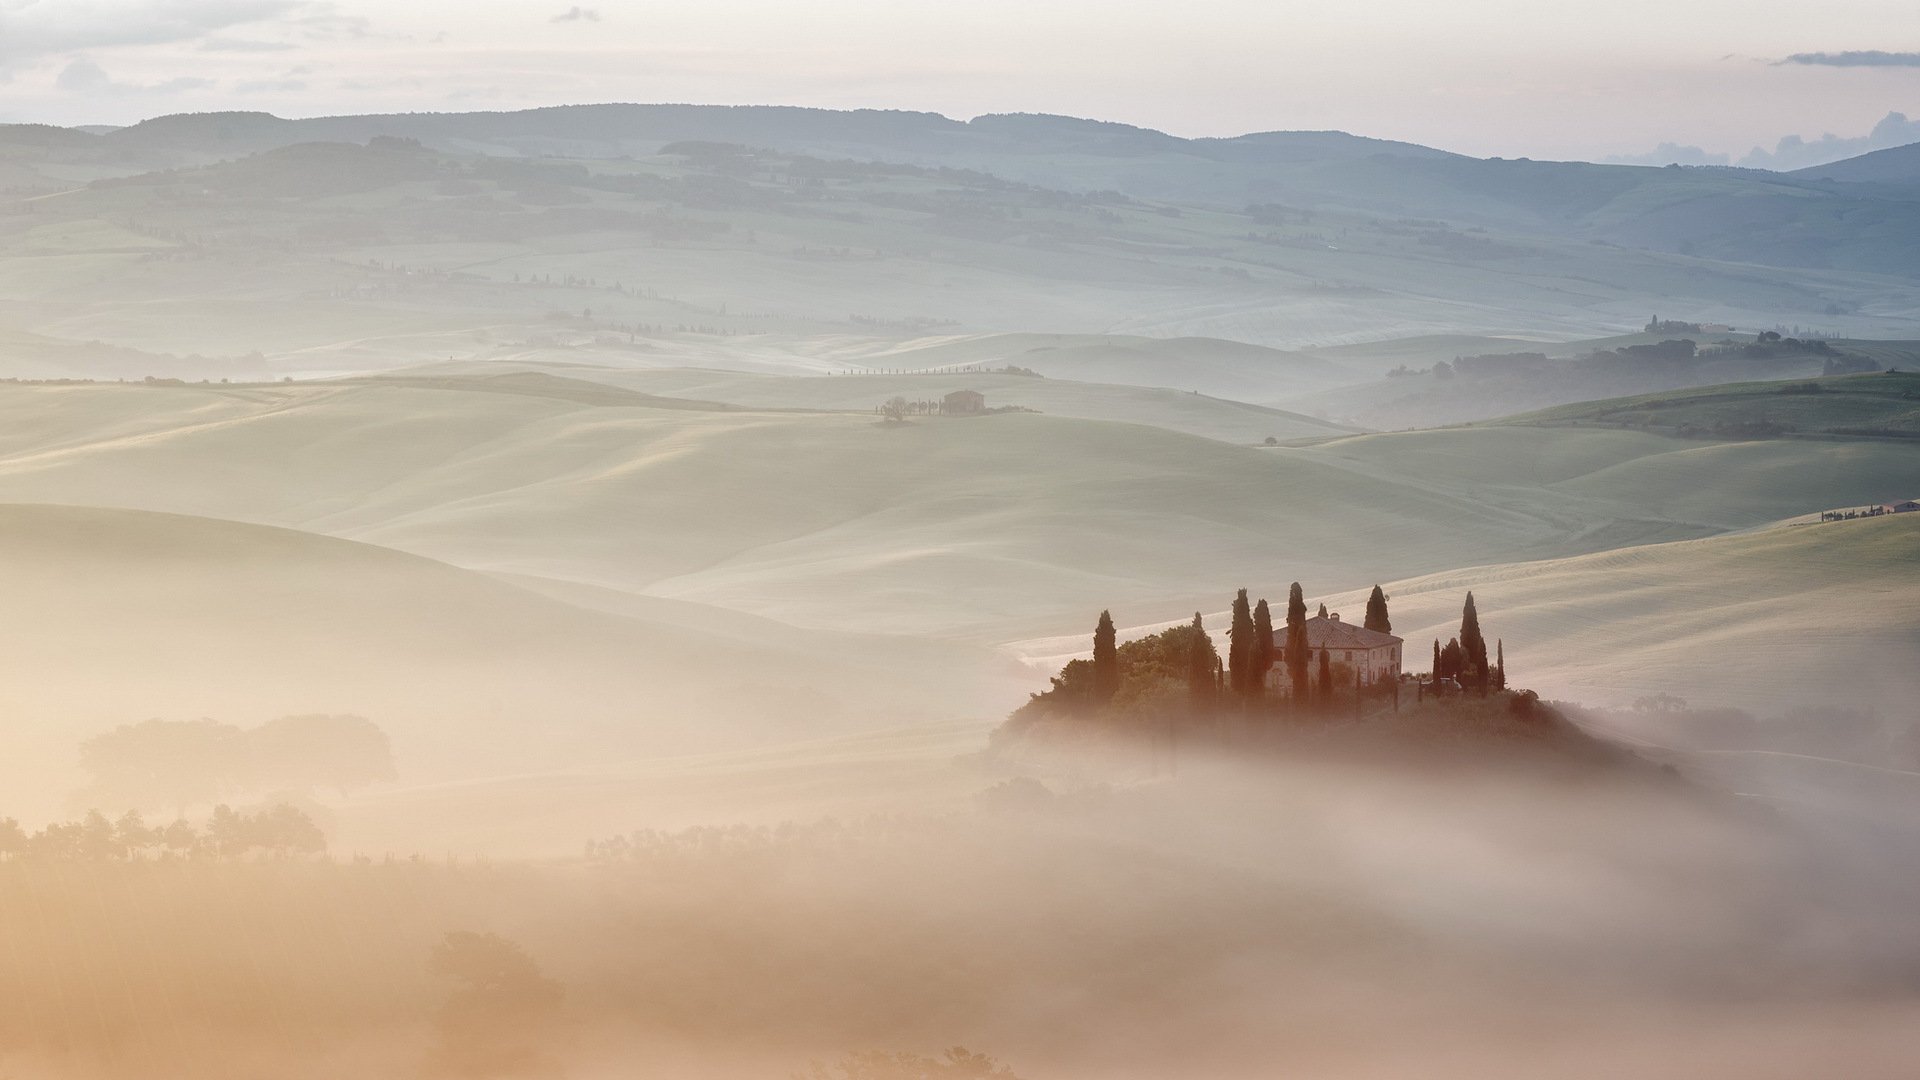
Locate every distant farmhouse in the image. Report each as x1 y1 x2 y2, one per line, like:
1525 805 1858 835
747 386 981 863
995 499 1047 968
942 389 986 415
1887 500 1920 514
1266 612 1402 693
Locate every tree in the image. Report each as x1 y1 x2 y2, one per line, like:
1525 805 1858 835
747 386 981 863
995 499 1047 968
1186 613 1214 705
1317 602 1328 618
1285 583 1310 699
1316 647 1332 701
880 396 909 422
1364 585 1391 634
427 931 565 1078
1228 589 1253 696
1250 599 1274 700
79 718 247 814
0 818 25 859
1461 592 1489 692
1431 639 1441 678
1092 611 1120 702
1495 639 1507 691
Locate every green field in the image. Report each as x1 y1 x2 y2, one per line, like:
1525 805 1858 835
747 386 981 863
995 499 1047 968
1502 370 1920 437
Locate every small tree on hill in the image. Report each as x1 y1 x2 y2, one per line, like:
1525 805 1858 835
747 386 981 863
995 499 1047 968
1251 599 1274 701
1285 583 1310 700
1364 585 1391 634
1228 589 1254 696
1093 611 1120 703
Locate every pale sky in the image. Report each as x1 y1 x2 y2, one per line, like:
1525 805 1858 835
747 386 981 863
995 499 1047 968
2 0 1918 162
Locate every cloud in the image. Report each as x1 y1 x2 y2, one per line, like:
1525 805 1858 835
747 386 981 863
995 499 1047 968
1737 111 1920 169
0 1 310 68
54 56 213 96
550 6 601 23
1777 51 1920 68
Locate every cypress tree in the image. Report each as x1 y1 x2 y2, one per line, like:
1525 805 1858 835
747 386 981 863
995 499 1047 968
1364 585 1391 634
1495 638 1507 691
1432 639 1441 679
1316 647 1332 701
1251 599 1274 700
1228 589 1253 696
1093 610 1119 702
1187 613 1214 704
1461 592 1488 692
1317 602 1328 618
1285 582 1310 700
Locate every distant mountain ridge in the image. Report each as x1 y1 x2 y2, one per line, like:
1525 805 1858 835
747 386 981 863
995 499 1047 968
6 102 1909 279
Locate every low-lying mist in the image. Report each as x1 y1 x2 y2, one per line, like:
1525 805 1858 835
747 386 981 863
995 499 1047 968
8 710 1920 1080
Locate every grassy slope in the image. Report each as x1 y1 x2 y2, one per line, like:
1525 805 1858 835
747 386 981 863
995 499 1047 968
1011 515 1920 716
1497 370 1920 436
0 378 1914 642
398 359 1360 443
0 502 1018 811
1344 514 1920 713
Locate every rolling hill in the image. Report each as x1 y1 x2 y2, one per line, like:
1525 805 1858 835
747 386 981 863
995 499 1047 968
399 357 1360 443
1009 514 1920 717
8 108 1920 387
0 376 1912 643
0 502 1020 816
1499 370 1920 438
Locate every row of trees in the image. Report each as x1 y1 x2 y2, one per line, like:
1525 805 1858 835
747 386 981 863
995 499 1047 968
0 804 326 862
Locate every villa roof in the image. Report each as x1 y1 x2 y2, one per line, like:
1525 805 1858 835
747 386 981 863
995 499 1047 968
1275 614 1401 650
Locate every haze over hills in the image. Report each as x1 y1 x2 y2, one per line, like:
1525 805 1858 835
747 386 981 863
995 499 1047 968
0 502 1018 814
0 375 1913 640
4 104 1920 390
3 80 1920 1080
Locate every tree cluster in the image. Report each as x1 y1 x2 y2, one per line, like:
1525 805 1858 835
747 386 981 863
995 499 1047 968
1012 581 1419 736
79 713 396 813
1428 591 1506 693
0 804 326 862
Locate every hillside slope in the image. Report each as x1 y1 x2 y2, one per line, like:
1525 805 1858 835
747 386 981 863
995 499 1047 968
0 378 1913 640
0 502 1017 812
1010 515 1920 716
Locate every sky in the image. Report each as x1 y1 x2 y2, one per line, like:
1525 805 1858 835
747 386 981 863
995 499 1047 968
1 0 1918 164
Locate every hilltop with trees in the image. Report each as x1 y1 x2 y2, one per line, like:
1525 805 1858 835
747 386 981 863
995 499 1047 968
996 584 1552 765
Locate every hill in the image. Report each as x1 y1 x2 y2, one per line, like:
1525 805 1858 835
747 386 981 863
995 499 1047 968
1497 370 1920 438
1008 514 1920 718
399 358 1359 443
1284 336 1912 429
1341 514 1920 714
8 110 1920 381
0 502 1019 815
0 377 1913 643
1794 142 1920 185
